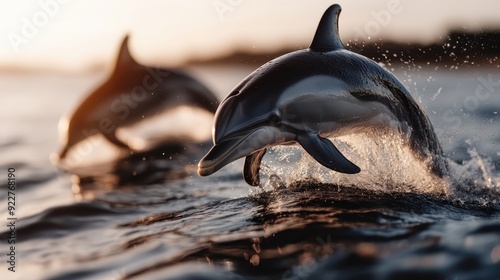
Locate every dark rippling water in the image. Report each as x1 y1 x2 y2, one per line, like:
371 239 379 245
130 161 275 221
1 64 499 280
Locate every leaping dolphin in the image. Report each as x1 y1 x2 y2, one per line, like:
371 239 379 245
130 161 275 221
55 35 219 162
198 4 446 186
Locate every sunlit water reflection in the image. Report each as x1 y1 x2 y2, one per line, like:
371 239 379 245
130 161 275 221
0 64 499 280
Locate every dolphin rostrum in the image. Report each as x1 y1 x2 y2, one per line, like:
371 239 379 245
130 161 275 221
56 35 219 161
198 4 446 186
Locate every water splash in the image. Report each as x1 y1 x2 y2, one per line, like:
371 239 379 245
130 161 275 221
257 130 499 206
448 147 500 205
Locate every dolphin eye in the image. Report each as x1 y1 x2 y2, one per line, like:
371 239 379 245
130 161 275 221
270 115 281 125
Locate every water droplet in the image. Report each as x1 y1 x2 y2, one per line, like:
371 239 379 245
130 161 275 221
491 245 500 263
249 254 260 266
252 243 261 253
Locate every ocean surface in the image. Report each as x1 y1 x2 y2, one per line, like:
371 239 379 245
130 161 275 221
1 62 499 280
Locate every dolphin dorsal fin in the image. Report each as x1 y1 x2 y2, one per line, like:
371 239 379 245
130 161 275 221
114 35 138 71
310 4 345 51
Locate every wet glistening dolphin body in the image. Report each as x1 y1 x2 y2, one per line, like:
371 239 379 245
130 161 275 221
198 4 447 186
55 35 219 162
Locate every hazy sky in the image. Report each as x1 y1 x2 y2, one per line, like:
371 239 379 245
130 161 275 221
1 0 499 72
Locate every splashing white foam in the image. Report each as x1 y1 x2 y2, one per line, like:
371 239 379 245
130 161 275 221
447 147 500 205
258 130 499 205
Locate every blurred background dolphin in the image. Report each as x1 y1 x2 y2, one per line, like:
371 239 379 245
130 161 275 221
54 35 219 164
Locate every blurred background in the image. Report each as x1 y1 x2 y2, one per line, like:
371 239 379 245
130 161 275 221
1 0 499 72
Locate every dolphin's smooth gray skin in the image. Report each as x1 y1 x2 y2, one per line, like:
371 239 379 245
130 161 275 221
198 4 446 186
56 35 219 161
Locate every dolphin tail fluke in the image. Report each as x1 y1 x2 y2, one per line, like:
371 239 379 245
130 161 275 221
297 133 360 174
243 149 267 186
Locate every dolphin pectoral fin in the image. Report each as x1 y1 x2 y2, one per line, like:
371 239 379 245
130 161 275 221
243 149 267 186
296 133 360 174
103 132 131 150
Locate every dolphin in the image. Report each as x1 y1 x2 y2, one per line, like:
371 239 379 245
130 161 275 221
56 35 219 161
198 4 446 186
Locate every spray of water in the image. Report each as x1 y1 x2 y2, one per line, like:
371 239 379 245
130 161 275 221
257 130 499 206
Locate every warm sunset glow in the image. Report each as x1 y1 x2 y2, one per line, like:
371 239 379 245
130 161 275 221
0 0 499 72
